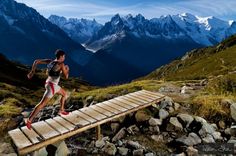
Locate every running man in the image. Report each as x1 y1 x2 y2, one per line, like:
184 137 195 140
26 49 70 130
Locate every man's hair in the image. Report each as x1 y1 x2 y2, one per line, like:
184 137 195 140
55 49 65 59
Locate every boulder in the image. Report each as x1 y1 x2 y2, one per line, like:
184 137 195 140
135 110 152 122
151 135 164 143
102 142 117 156
111 123 120 133
159 109 169 119
149 125 160 134
117 147 128 156
127 140 141 149
186 146 198 156
176 133 201 146
177 113 194 127
112 128 126 142
127 125 140 135
133 149 144 156
174 103 180 110
166 117 183 132
230 102 236 121
199 124 215 138
149 117 162 126
202 134 215 143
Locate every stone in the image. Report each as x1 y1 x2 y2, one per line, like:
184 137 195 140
174 103 180 110
176 133 201 146
225 128 231 135
186 146 198 156
52 141 70 156
95 139 106 148
135 110 152 122
151 135 164 143
230 103 236 121
177 113 194 127
117 147 129 156
111 123 120 133
127 140 141 149
167 107 175 113
166 117 183 132
102 142 117 156
32 148 48 156
133 149 144 156
145 153 154 156
218 120 225 129
230 125 236 136
194 116 207 124
85 95 94 103
159 109 169 119
174 152 186 156
202 134 215 143
116 140 123 146
112 128 126 142
149 117 162 126
199 122 215 138
211 132 223 141
127 125 140 135
149 126 160 134
111 116 126 123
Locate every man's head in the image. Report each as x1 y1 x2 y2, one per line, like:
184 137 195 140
55 49 65 62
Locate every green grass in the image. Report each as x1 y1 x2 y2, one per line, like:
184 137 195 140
71 80 163 103
0 98 23 118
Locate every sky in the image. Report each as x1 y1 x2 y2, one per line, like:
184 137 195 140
15 0 236 24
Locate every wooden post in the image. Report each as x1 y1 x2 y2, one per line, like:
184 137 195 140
96 125 101 140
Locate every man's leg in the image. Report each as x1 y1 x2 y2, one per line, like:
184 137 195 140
56 88 69 114
28 96 51 122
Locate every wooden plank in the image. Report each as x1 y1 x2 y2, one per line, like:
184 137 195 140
96 102 122 114
111 98 135 109
16 96 164 155
133 91 159 100
103 101 128 111
142 90 164 97
119 96 144 106
114 97 140 107
60 111 90 127
79 107 107 121
53 116 75 131
124 94 149 103
73 110 97 123
21 126 42 144
45 119 70 134
128 93 154 102
90 105 115 117
8 128 32 149
31 121 60 139
138 91 161 99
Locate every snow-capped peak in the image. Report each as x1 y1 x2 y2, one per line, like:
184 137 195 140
48 15 103 43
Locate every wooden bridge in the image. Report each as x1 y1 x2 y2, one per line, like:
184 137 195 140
8 89 165 155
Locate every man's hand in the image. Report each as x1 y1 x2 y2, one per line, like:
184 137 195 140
27 71 34 79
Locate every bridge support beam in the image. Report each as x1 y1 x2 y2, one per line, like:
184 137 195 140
96 125 101 140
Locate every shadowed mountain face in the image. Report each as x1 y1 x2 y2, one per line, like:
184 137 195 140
0 0 93 71
138 35 236 81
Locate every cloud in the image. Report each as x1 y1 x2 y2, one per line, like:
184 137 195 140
15 0 236 24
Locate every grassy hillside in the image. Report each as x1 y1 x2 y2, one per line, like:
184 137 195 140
0 53 96 135
137 35 236 81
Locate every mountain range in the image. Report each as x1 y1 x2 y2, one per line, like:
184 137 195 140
1 0 236 86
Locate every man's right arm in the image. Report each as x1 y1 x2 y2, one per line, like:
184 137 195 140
61 63 69 79
27 59 51 79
